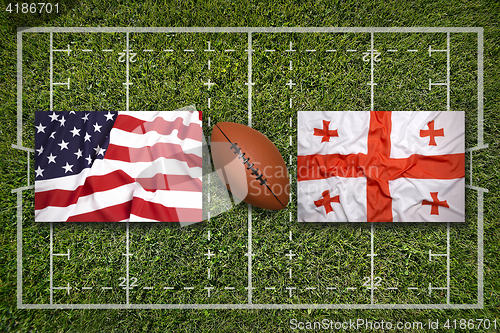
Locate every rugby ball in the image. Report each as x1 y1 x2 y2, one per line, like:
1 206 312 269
211 122 289 210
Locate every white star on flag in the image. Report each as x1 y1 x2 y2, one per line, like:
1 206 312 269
105 112 115 121
74 149 83 159
36 123 46 133
35 166 44 177
93 122 102 133
58 140 69 150
62 162 73 173
47 153 57 164
70 127 81 137
49 112 59 122
36 146 44 156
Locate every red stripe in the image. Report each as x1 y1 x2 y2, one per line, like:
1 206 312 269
105 142 202 168
130 197 202 222
35 170 134 210
67 201 132 222
391 153 465 180
297 154 365 181
35 170 203 210
136 174 202 192
67 199 201 222
297 153 464 182
365 111 393 222
113 114 202 141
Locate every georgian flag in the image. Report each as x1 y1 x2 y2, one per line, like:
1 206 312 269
297 111 465 222
35 110 202 222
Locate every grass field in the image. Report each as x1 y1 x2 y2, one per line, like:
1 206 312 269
1 1 499 332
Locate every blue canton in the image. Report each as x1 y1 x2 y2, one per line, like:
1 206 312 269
35 111 118 181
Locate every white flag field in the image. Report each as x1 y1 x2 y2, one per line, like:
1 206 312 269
297 111 465 222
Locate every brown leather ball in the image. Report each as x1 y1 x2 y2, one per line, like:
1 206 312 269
211 122 290 210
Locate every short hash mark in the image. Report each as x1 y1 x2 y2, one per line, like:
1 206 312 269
265 49 275 52
265 287 276 290
143 49 154 52
205 287 214 297
184 287 194 290
407 49 418 52
387 49 398 52
184 49 194 52
143 286 153 290
163 287 174 290
224 287 235 290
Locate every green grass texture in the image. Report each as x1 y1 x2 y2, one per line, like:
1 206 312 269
1 0 499 332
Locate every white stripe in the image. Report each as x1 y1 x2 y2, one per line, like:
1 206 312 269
109 127 202 153
118 111 201 126
128 214 160 222
35 183 136 221
133 186 202 209
35 158 202 192
35 183 202 221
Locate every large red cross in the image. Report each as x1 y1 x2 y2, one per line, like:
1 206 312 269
314 190 340 214
420 120 444 146
313 120 339 142
298 111 464 222
422 192 449 215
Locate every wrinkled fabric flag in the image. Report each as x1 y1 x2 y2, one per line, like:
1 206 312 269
297 111 465 222
35 110 202 222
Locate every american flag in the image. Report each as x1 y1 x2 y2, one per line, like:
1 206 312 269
35 110 203 222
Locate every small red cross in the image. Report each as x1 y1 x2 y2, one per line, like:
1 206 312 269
422 192 449 215
420 120 444 146
314 190 340 214
313 120 339 143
